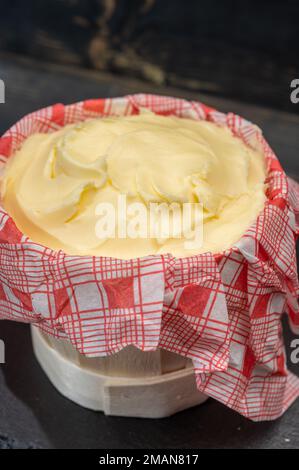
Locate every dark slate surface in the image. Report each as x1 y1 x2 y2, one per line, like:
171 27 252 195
0 0 299 113
0 54 299 449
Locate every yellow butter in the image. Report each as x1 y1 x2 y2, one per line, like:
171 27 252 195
1 113 266 258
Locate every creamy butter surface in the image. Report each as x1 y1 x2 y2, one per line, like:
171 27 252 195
1 112 266 258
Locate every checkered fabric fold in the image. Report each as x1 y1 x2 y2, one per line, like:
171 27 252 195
0 94 299 421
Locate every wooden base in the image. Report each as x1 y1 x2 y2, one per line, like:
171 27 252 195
31 326 208 418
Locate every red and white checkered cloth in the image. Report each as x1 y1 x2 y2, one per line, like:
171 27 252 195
0 94 299 421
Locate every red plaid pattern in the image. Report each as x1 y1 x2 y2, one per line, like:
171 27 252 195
0 94 299 421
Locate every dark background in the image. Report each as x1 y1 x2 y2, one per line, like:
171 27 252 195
0 0 299 450
0 0 299 112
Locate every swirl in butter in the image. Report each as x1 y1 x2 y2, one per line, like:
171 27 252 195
1 112 266 258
